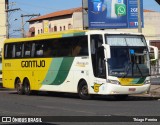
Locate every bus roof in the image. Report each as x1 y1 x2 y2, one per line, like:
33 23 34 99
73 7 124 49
4 30 143 43
86 30 143 36
4 30 86 43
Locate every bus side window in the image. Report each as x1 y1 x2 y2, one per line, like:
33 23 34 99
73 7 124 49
72 43 81 56
79 36 88 56
4 44 8 58
15 43 22 58
70 36 88 57
36 49 43 56
12 45 16 58
58 38 72 57
24 43 32 57
5 44 14 59
25 51 30 56
35 43 44 57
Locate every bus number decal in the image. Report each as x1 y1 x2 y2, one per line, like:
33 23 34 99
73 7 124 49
21 60 45 68
92 83 103 93
5 63 11 67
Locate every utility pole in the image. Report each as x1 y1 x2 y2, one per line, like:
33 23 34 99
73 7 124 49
137 0 142 33
5 0 9 38
82 0 88 30
21 14 40 38
5 0 20 38
21 14 25 38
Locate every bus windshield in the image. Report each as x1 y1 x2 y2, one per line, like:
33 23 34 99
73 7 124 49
105 35 150 78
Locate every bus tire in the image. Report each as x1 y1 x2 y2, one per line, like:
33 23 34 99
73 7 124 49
15 79 24 95
78 81 91 100
23 79 31 95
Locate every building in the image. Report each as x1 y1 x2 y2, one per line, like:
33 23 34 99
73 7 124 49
0 0 6 52
28 7 83 37
28 7 160 42
0 0 6 84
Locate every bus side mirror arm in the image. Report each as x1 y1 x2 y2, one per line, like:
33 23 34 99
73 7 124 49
102 44 111 59
149 45 159 61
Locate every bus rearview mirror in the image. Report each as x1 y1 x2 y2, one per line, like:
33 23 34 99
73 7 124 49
149 45 159 61
102 44 111 59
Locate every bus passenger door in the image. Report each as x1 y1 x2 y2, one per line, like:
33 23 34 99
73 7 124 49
90 35 106 93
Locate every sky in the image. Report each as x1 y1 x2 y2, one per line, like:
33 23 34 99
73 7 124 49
7 0 160 37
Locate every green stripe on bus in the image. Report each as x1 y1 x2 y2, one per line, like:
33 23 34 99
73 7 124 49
131 79 139 84
42 58 63 85
132 78 145 84
42 57 74 85
137 78 145 84
51 57 74 85
62 32 85 37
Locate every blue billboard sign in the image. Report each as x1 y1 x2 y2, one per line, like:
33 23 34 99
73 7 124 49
88 0 144 29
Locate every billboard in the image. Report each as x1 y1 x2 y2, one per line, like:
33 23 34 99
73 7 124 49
88 0 144 29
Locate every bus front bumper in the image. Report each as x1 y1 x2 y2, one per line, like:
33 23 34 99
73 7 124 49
97 83 151 95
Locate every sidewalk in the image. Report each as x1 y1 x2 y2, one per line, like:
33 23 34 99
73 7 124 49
146 76 160 97
149 85 160 97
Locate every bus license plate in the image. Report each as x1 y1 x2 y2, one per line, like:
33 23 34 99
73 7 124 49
129 88 136 92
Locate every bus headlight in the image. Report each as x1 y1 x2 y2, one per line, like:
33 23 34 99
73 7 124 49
144 80 150 84
107 79 120 85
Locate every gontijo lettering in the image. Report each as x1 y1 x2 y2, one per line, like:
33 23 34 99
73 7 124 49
21 60 45 68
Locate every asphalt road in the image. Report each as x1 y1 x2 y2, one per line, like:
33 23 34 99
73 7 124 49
0 89 160 125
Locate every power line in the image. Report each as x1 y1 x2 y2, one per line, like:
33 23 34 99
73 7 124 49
6 1 41 38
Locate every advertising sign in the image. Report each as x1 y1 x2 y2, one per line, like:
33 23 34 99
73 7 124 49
88 0 143 29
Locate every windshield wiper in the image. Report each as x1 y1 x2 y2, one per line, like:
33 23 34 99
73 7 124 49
132 53 145 77
122 62 131 78
132 62 143 77
122 61 144 78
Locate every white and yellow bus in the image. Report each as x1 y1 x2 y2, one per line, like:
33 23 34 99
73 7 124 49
2 30 158 99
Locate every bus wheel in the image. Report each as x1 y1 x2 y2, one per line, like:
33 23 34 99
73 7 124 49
24 79 31 95
15 79 24 95
78 81 91 100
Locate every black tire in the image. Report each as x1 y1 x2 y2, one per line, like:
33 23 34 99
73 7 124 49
15 79 24 95
23 79 31 95
78 81 91 100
